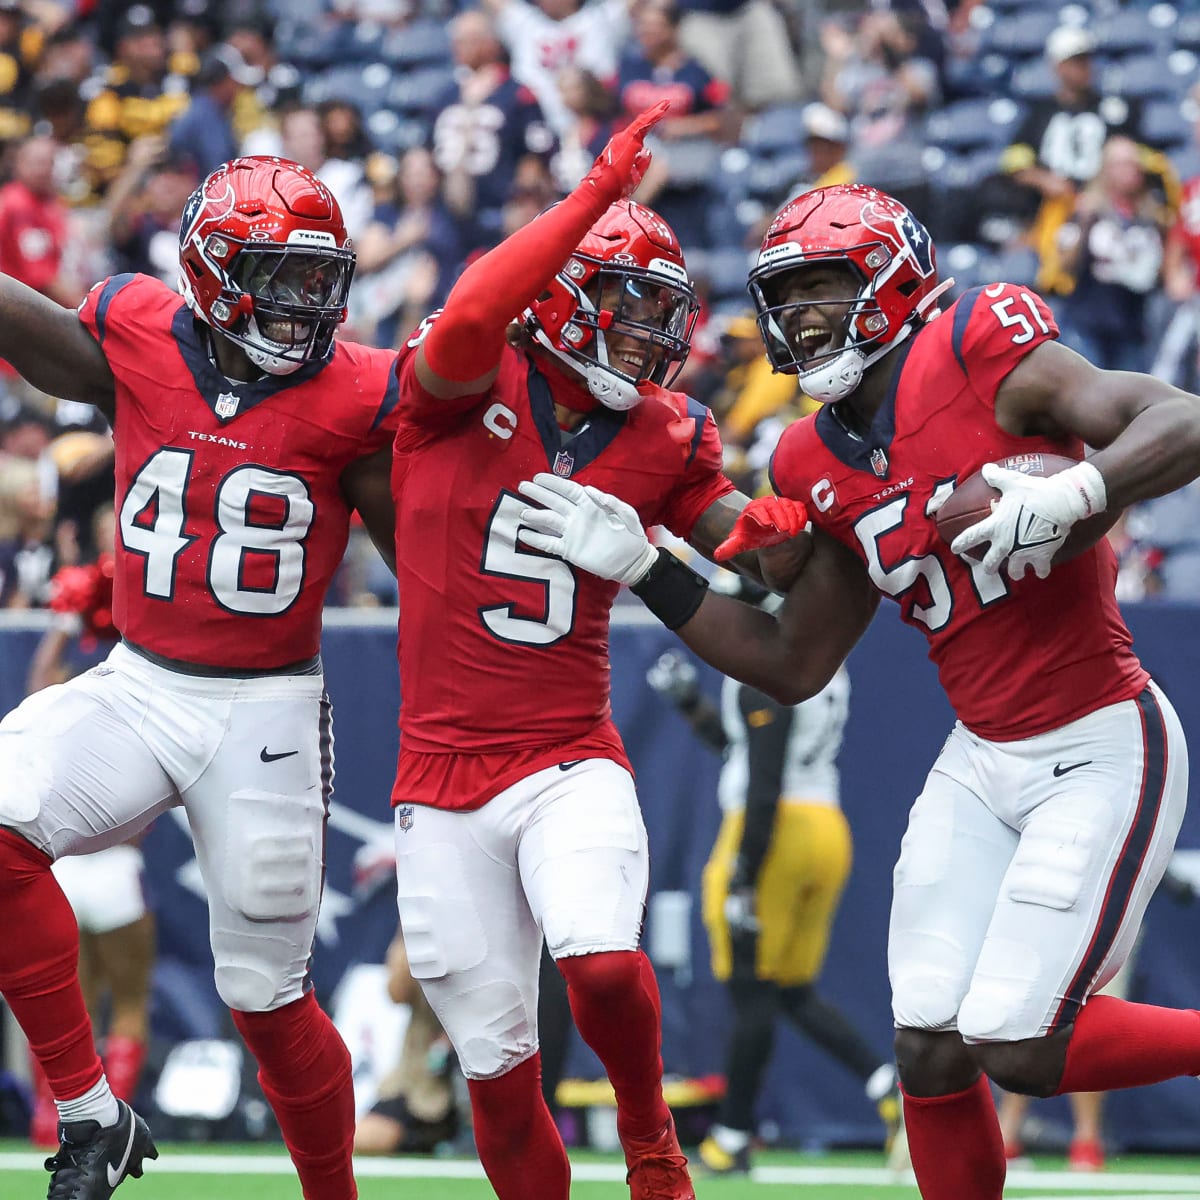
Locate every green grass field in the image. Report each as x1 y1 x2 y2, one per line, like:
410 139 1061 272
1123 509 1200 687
4 1144 1200 1199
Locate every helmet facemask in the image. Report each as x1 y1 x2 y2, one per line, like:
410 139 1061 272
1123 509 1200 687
750 253 904 404
214 245 355 375
534 257 699 411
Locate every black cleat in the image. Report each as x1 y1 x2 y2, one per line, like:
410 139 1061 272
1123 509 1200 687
44 1101 158 1199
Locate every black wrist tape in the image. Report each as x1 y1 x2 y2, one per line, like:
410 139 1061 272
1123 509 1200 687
630 548 709 630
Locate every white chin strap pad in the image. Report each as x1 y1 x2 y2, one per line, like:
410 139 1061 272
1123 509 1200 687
799 348 865 404
586 365 643 411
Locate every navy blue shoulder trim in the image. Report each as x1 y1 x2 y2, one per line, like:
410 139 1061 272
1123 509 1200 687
684 396 709 468
91 273 138 344
372 360 401 432
951 286 986 379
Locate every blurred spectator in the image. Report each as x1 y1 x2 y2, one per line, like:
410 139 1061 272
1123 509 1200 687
675 0 802 111
352 930 458 1156
0 0 45 149
1000 26 1176 301
37 23 95 88
1154 89 1200 390
482 0 629 138
320 98 373 165
713 312 805 447
106 134 198 282
353 146 464 348
168 42 262 178
0 133 84 307
80 4 189 196
618 0 732 246
790 101 854 196
0 447 55 609
820 11 939 218
279 103 374 240
223 9 278 145
430 10 556 252
549 65 616 190
164 0 220 79
1054 135 1168 373
1123 484 1200 600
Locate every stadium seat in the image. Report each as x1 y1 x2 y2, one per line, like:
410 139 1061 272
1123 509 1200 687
366 110 431 155
1101 54 1184 100
742 104 807 157
386 66 457 116
1173 10 1200 50
925 97 1025 152
1093 9 1169 59
688 248 755 302
1141 98 1193 149
304 63 394 114
381 20 453 69
983 11 1061 60
744 152 808 201
1009 58 1058 100
660 138 723 188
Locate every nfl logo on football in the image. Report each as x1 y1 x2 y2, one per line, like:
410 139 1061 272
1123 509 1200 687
397 805 415 832
553 450 574 477
215 392 240 419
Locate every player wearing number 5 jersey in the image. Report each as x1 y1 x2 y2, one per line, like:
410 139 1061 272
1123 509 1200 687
387 103 788 1200
518 183 1200 1200
0 156 398 1200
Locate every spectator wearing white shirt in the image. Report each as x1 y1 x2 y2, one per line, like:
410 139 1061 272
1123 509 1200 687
482 0 630 138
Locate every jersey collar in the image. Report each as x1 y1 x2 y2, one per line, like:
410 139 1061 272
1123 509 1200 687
171 308 332 423
813 335 917 478
526 357 626 478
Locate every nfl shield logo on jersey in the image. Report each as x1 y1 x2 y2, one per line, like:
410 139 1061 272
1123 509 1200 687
215 392 240 419
553 450 575 477
397 805 415 832
870 446 889 478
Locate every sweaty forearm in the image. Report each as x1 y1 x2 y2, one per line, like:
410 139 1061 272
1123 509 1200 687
422 187 613 383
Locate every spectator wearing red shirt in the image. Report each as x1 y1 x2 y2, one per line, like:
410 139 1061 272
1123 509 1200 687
0 135 81 307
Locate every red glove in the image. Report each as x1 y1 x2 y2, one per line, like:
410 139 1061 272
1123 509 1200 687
48 564 99 615
583 99 672 201
715 496 810 561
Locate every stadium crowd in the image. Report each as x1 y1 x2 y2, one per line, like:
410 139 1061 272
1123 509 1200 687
1 0 1200 611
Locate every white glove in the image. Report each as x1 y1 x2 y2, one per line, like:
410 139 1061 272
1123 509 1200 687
950 460 1106 581
517 473 659 586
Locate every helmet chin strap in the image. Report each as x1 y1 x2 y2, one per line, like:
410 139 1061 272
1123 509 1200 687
803 277 957 405
531 330 644 411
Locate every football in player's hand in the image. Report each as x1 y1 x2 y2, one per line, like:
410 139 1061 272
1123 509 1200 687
935 452 1120 565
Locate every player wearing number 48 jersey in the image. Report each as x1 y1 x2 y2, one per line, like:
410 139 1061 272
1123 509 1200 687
386 102 801 1200
0 156 398 1200
523 184 1200 1200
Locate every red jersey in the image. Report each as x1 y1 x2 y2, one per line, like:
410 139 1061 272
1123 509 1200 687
0 180 68 294
78 273 400 670
770 282 1147 740
391 332 734 810
1170 176 1200 288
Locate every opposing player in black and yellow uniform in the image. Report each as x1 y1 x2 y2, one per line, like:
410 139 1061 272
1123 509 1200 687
647 583 900 1175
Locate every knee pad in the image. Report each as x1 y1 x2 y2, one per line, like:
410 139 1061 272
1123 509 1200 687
435 978 536 1080
557 950 642 1000
958 938 1042 1043
222 790 322 922
0 731 50 824
891 966 966 1033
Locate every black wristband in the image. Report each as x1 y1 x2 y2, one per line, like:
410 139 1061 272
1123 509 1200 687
630 548 709 630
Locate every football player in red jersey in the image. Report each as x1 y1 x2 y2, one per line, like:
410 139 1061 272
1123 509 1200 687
0 156 398 1200
518 183 1200 1200
387 101 795 1200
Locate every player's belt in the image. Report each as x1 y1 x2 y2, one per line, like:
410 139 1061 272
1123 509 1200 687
122 638 322 679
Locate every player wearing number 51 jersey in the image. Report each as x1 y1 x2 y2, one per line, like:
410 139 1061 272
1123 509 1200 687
0 156 397 1200
522 184 1200 1200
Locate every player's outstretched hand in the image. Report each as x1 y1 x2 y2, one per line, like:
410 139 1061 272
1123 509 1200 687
518 473 659 585
583 99 672 201
950 461 1106 580
715 496 810 562
646 650 700 706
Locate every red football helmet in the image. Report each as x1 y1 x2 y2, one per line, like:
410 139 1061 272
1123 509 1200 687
748 184 949 402
523 200 699 410
179 156 356 375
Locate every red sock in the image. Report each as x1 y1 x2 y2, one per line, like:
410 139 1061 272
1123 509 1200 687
0 831 102 1100
103 1035 146 1103
467 1054 569 1200
232 993 357 1200
1055 995 1200 1094
903 1076 1005 1200
558 950 670 1144
27 1051 59 1147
